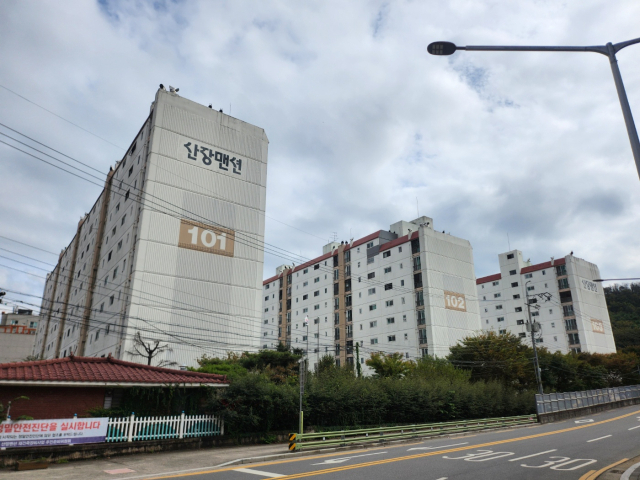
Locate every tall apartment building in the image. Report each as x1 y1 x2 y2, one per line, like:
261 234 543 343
476 251 616 354
0 309 39 363
34 87 269 367
261 217 482 373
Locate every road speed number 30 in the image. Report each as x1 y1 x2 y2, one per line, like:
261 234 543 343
444 291 466 312
178 219 235 257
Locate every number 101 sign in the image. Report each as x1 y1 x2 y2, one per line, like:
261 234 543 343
444 291 467 312
178 219 235 257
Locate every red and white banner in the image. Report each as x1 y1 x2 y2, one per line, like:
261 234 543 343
0 417 108 448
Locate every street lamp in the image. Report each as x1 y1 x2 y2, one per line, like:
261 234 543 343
427 38 640 180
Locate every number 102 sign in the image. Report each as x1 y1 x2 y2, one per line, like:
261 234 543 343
178 219 235 257
444 291 467 312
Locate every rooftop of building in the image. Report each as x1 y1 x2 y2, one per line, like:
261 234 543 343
476 256 567 285
0 355 227 387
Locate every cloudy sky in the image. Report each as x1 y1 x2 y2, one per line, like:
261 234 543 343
1 0 639 315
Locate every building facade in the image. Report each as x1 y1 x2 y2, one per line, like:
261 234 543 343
261 217 482 373
477 251 616 354
0 309 39 363
34 88 269 367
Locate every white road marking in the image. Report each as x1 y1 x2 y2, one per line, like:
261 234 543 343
587 435 612 442
621 461 640 480
407 442 468 451
508 449 558 461
234 468 285 477
575 419 594 424
629 425 640 430
311 452 387 465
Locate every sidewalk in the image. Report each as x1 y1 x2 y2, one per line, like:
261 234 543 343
0 442 293 479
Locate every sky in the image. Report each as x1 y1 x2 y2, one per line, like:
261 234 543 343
1 0 639 316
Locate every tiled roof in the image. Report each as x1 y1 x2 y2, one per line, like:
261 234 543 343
476 273 502 285
0 355 226 385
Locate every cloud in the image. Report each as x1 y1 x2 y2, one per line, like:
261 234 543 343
1 0 640 318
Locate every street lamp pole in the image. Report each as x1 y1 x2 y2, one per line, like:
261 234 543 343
427 38 640 180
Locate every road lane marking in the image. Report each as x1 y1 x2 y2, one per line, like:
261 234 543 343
235 468 285 477
579 458 629 480
149 408 640 479
257 410 640 480
629 425 640 430
407 442 468 451
575 419 594 423
621 461 640 480
508 449 557 461
587 435 612 442
311 452 387 465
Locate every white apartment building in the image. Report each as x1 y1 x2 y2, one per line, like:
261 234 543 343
261 217 482 373
477 250 616 354
35 87 269 367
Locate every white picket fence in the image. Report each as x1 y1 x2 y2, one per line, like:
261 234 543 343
106 413 223 442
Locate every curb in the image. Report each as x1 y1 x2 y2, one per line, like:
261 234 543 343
594 455 640 480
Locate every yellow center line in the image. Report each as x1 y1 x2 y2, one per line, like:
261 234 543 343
148 409 639 479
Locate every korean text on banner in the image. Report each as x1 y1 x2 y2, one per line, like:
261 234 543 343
0 417 109 448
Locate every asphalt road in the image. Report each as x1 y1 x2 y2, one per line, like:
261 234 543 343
138 405 640 480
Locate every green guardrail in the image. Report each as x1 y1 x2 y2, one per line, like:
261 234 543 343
288 414 537 451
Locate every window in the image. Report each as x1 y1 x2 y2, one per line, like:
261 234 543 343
563 305 575 316
303 281 308 287
510 270 516 275
492 281 499 286
516 319 524 325
314 304 320 310
402 297 405 304
109 295 114 305
108 251 112 261
525 273 533 279
494 293 501 298
519 332 526 338
558 278 570 289
551 322 555 328
556 265 567 276
370 338 378 344
499 329 507 335
417 309 426 325
303 268 308 274
314 264 320 270
117 240 123 251
511 282 518 288
497 317 505 322
515 307 522 312
369 304 377 311
384 267 392 274
385 300 393 307
367 256 374 264
366 241 374 249
370 320 377 328
535 338 544 343
125 190 130 201
112 227 116 236
549 309 553 314
531 311 539 316
303 307 308 313
265 296 269 301
113 267 118 279
496 305 503 310
121 214 126 226
387 317 395 324
565 319 578 330
115 203 120 212
513 294 520 299
401 280 404 286
303 294 308 300
527 286 535 291
314 277 320 283
403 314 406 322
418 329 427 344
383 251 391 258
388 335 396 342
313 291 319 297
507 253 514 259
384 283 392 291
368 288 376 295
368 272 375 279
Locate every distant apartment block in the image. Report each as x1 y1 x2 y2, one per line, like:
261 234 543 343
261 217 482 373
34 88 269 367
477 251 616 354
0 308 39 363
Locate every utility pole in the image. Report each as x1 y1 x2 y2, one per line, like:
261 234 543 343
525 281 544 395
316 317 320 369
355 342 362 377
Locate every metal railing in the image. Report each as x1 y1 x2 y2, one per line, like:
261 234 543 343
288 414 536 451
535 385 640 414
106 413 223 442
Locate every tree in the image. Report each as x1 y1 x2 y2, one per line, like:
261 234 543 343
447 331 537 390
365 352 414 378
0 396 29 421
127 332 177 367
